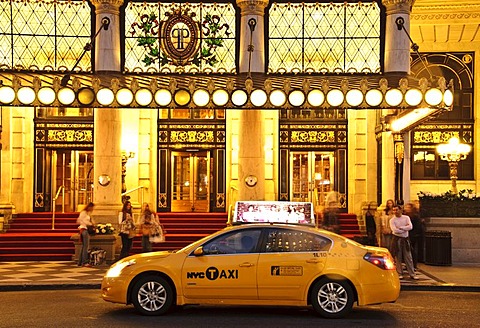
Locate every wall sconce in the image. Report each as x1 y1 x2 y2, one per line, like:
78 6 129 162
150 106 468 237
121 151 135 202
437 137 471 194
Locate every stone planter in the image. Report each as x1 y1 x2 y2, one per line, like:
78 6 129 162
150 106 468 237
419 199 480 218
71 234 118 264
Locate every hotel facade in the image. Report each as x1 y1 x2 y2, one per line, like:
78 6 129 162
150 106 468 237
0 0 478 226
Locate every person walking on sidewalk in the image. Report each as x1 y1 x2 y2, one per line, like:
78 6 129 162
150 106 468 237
118 200 136 259
390 204 419 280
379 199 394 252
77 202 95 267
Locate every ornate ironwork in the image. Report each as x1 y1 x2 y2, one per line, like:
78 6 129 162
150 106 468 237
35 121 94 148
126 2 236 73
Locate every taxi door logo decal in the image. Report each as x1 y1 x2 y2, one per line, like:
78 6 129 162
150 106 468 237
187 266 239 280
271 266 303 276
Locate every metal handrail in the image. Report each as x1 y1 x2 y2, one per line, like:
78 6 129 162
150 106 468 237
121 186 146 208
51 185 65 230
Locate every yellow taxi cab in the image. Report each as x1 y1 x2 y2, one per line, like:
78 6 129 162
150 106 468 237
101 202 400 319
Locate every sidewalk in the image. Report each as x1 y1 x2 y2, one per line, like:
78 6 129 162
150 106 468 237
0 261 478 292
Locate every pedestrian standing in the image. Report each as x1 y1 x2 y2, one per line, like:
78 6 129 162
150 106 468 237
380 199 394 252
140 203 159 253
118 200 136 259
390 205 419 280
365 202 377 246
404 202 424 269
76 202 95 267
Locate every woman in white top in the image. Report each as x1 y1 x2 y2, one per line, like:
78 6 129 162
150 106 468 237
76 202 95 267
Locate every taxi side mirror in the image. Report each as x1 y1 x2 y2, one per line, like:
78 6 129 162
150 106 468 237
194 246 204 256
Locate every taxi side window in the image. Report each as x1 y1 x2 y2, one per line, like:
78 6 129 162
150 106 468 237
202 229 262 255
265 229 331 253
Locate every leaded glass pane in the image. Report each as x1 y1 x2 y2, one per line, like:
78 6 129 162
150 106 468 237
269 2 381 73
0 0 92 70
125 1 236 73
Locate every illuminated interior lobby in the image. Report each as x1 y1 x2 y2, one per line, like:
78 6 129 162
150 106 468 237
0 0 478 226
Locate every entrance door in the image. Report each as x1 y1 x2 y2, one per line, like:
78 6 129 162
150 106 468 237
51 150 94 212
171 151 210 212
290 152 334 207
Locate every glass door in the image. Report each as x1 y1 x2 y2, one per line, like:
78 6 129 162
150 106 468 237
171 151 211 212
52 150 93 212
290 151 334 207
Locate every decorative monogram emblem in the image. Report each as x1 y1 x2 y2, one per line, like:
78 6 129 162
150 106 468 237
130 7 231 68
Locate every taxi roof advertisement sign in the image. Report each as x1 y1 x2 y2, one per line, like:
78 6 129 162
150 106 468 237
234 201 314 225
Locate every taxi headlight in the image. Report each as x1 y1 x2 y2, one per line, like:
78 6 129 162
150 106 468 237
105 259 136 278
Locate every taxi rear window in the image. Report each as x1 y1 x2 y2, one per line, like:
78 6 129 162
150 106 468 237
265 228 331 253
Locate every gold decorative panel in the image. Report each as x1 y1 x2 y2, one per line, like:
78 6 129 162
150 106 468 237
170 130 214 143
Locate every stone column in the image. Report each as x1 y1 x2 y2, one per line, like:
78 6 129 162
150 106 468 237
383 0 413 73
91 0 123 72
0 108 14 231
381 0 413 206
236 0 269 201
90 0 124 223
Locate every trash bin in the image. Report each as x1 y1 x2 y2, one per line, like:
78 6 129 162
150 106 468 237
424 230 452 266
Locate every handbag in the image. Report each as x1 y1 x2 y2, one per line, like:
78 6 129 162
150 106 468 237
149 233 165 243
87 225 96 236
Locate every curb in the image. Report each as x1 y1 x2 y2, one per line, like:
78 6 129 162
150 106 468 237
0 283 101 292
401 284 480 292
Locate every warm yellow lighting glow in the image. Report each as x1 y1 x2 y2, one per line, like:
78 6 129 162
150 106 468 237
174 89 190 106
231 89 248 106
154 89 172 106
57 87 75 105
78 88 95 105
136 88 153 106
443 89 454 107
405 88 422 106
37 87 56 105
116 88 134 106
365 89 383 106
289 90 305 107
270 89 286 107
390 107 435 132
97 88 115 106
0 86 16 104
307 89 325 107
212 89 229 106
425 88 442 106
345 89 363 107
251 89 268 107
17 86 36 105
326 89 344 107
192 89 210 107
437 137 471 161
385 88 403 106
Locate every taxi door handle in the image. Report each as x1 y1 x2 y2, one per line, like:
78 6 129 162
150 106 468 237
306 259 320 263
239 262 255 267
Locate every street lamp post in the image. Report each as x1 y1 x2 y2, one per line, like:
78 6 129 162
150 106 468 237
436 137 471 194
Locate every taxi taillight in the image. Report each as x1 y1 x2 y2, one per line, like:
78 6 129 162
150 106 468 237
363 252 396 270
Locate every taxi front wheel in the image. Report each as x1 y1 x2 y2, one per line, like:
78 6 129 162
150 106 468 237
131 275 174 315
311 278 354 319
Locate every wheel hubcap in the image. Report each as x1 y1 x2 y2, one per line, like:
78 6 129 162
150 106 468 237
318 282 348 314
138 281 167 312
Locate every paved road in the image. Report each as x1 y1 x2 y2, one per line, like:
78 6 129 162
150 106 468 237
3 290 480 328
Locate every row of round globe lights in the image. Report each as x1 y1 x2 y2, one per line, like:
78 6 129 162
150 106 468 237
0 84 453 108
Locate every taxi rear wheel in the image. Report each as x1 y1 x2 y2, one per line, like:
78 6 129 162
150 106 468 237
311 278 354 319
131 275 174 315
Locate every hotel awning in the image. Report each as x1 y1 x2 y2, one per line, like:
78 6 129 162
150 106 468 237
0 71 453 121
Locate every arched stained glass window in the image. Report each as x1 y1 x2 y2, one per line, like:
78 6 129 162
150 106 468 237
0 0 92 71
268 2 381 73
